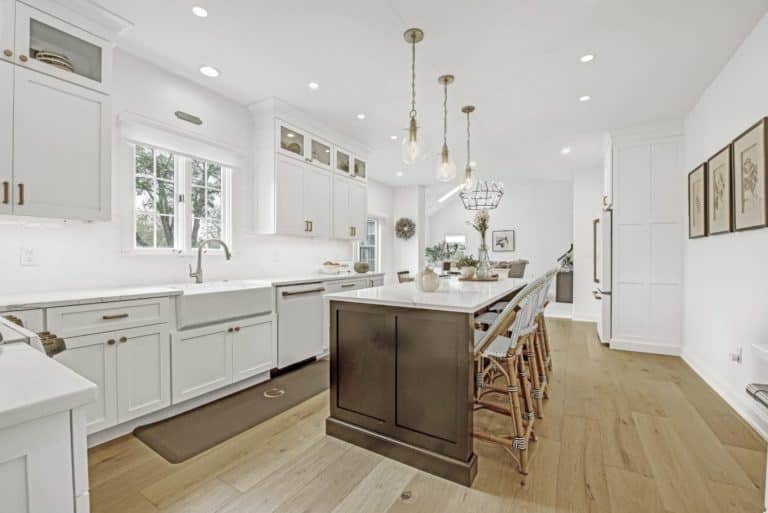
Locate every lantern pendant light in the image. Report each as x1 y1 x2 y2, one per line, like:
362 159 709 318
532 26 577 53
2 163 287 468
461 105 476 189
401 28 428 165
435 74 456 182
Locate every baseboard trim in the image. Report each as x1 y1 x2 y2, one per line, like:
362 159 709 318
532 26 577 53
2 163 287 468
610 338 681 356
682 351 768 441
87 370 271 447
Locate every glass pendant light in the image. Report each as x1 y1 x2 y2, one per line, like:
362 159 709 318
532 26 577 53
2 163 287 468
435 74 456 182
461 105 477 189
401 28 427 164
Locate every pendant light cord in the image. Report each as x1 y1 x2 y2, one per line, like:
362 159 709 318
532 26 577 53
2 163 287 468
466 110 471 167
410 37 417 119
443 82 448 146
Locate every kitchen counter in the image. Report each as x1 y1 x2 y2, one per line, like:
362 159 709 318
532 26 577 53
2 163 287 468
325 276 527 486
269 272 385 287
325 276 526 313
0 342 97 430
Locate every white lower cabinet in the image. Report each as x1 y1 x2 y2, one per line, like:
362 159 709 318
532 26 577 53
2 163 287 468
173 314 275 404
55 324 170 434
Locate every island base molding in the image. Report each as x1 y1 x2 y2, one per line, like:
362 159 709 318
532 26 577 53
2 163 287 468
326 417 478 486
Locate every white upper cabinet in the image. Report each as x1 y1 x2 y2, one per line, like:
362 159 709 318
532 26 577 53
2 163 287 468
275 156 306 236
349 182 366 237
13 66 110 220
0 0 13 62
14 2 112 93
335 148 352 176
277 120 333 171
333 176 366 240
0 59 11 215
353 156 367 182
302 166 331 238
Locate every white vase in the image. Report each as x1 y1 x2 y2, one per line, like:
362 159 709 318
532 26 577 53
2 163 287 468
460 266 476 279
415 267 440 292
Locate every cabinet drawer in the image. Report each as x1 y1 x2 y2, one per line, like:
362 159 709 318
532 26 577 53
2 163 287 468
0 308 44 332
324 279 369 293
47 298 170 337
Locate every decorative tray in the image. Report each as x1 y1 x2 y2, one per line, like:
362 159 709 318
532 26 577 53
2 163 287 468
458 275 499 282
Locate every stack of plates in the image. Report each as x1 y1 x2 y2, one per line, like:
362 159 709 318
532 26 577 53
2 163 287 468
33 50 74 73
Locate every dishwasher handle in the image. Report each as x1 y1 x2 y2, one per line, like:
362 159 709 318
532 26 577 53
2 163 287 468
281 287 325 297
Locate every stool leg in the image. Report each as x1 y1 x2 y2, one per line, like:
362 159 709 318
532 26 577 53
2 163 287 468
525 336 544 418
539 312 553 372
516 335 536 428
504 355 529 475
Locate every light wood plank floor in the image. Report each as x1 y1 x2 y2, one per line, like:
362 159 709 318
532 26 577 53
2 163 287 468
89 319 767 513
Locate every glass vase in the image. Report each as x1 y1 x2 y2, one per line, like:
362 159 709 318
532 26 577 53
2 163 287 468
476 239 492 279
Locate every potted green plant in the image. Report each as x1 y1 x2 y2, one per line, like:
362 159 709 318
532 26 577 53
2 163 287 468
424 243 447 268
457 255 479 279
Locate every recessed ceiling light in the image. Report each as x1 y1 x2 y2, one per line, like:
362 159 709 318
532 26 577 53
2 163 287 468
356 113 366 120
199 65 220 77
192 6 208 17
580 53 595 63
308 81 319 90
579 95 591 102
390 135 398 140
561 146 572 155
396 171 404 177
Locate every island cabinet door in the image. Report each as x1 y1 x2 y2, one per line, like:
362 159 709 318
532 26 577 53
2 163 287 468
330 302 396 433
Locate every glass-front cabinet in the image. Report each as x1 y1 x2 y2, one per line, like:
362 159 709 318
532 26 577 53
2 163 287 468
0 0 13 62
308 135 332 170
14 2 111 92
336 148 351 176
276 120 334 171
278 123 306 159
353 156 367 181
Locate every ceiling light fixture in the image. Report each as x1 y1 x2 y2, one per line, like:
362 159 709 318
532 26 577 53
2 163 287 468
192 6 208 17
356 113 366 120
580 53 595 63
579 95 591 102
308 81 319 90
401 28 427 164
199 65 220 77
396 171 404 177
390 135 398 140
561 146 572 155
459 105 504 211
435 74 456 182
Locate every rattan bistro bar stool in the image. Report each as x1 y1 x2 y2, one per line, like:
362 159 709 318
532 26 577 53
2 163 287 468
536 269 558 373
472 278 544 475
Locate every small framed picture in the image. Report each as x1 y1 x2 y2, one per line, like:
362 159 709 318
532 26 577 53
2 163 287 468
688 164 707 239
706 145 733 235
492 230 515 252
732 118 768 231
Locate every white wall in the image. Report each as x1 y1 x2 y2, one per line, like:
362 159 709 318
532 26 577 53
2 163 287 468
366 179 395 283
392 185 426 275
428 178 573 280
682 12 768 437
572 167 603 322
0 51 379 295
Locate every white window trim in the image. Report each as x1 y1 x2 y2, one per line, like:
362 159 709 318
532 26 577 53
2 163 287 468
127 142 233 256
357 216 382 272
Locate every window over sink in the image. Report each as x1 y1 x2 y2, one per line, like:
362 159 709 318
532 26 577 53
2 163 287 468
133 144 231 253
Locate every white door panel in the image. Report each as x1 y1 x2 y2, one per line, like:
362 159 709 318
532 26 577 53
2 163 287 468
232 316 275 381
303 167 330 238
172 325 232 403
116 325 170 422
275 156 305 236
0 59 11 214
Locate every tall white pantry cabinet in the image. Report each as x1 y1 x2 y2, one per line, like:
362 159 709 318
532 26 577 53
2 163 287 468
0 0 128 221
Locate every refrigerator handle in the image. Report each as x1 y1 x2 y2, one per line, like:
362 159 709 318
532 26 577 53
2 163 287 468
593 218 600 284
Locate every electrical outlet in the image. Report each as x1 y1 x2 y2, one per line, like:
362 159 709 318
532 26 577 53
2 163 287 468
19 247 38 267
729 346 743 364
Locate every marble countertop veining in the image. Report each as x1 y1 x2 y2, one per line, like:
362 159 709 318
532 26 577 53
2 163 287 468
325 277 527 313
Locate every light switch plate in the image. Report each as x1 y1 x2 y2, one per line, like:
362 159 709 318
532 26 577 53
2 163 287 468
20 247 38 267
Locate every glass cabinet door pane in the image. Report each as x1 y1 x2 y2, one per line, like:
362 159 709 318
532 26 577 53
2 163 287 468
28 19 102 83
354 158 366 179
311 139 331 166
280 126 304 156
336 150 350 174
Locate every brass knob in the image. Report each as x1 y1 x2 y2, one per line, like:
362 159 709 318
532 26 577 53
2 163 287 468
227 327 234 333
234 326 241 332
107 339 116 346
119 336 128 343
19 54 28 62
3 49 11 57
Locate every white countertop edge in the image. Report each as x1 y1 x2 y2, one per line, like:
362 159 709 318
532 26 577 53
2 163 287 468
0 273 386 311
0 344 98 431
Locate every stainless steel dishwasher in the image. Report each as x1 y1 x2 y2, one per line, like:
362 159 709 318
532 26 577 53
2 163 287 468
275 282 326 368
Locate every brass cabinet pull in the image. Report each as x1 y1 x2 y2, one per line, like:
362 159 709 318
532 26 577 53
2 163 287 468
17 183 24 205
304 220 309 232
106 339 116 346
282 288 325 297
2 49 11 57
308 220 313 232
2 181 8 204
234 326 241 332
341 283 355 288
227 327 234 333
19 54 27 62
102 313 129 320
119 336 128 343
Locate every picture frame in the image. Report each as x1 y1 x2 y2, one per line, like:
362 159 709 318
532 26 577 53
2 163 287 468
732 118 768 231
706 145 733 235
492 230 515 252
688 164 707 239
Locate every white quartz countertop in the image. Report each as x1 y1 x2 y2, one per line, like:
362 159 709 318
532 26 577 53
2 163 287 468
325 277 527 313
0 343 97 430
0 273 386 311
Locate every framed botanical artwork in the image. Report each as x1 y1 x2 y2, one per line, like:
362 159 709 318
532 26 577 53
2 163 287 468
733 118 768 231
492 230 515 252
706 145 733 235
688 164 707 239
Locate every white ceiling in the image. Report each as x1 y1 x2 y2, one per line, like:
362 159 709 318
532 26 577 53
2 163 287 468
100 0 768 185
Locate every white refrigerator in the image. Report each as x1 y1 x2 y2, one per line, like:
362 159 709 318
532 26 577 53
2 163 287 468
593 209 612 344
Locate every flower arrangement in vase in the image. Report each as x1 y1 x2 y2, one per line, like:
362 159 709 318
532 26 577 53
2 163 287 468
471 210 492 278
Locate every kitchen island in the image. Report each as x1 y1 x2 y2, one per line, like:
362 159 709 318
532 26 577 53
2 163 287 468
325 276 526 485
